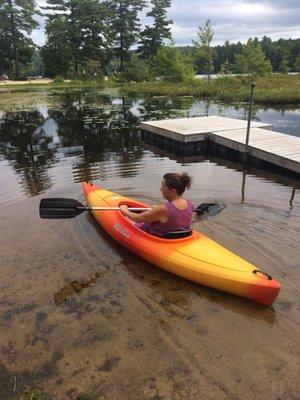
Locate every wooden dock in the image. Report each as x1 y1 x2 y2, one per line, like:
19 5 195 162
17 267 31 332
140 116 300 174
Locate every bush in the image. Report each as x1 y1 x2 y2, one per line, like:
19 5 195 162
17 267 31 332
11 75 28 81
152 46 195 82
52 76 64 84
80 60 104 80
120 56 153 82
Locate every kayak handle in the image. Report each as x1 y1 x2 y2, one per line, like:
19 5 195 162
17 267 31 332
253 269 272 280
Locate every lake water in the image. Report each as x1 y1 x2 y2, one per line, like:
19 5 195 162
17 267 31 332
0 88 299 399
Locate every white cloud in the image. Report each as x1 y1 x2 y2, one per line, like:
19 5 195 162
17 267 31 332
31 0 300 47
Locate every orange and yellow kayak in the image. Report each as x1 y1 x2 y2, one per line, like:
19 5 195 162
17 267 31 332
83 182 281 306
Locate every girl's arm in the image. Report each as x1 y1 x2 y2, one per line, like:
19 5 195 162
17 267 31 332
120 204 168 223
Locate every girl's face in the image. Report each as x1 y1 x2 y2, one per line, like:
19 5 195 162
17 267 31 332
160 179 176 200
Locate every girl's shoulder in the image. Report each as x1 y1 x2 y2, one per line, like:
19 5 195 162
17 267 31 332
152 203 169 213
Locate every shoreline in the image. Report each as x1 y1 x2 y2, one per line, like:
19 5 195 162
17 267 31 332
0 75 299 105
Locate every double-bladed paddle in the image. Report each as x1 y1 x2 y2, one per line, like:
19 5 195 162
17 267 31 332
39 198 224 219
39 198 151 219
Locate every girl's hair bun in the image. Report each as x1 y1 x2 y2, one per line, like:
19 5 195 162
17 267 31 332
163 172 192 194
180 172 192 189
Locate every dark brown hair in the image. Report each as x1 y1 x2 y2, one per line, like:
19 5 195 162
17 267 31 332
163 172 192 195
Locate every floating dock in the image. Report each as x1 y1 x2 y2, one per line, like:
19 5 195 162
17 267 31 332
140 116 300 175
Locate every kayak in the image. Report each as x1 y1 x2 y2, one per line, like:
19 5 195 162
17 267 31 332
83 182 281 306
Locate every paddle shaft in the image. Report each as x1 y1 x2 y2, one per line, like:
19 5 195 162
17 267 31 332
39 197 223 219
79 206 151 211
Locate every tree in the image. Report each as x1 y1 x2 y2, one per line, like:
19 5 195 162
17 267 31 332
138 0 172 58
120 54 153 81
27 49 44 76
41 15 73 77
107 0 146 70
76 0 113 70
42 0 112 77
81 60 104 80
295 54 300 72
0 0 38 78
234 38 272 76
193 19 214 83
279 58 289 74
152 44 195 82
220 59 232 76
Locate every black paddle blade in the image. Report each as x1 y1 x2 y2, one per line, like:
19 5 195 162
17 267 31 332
194 203 226 216
39 198 87 219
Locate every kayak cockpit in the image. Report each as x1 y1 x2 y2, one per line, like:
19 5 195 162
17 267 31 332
116 199 195 240
157 229 193 239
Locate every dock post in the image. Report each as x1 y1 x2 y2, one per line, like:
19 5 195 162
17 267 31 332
244 83 256 163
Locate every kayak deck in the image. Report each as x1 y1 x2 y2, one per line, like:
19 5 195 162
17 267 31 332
83 182 281 306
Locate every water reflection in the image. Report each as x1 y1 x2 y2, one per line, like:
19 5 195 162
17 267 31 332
0 90 299 198
0 110 55 196
142 140 300 207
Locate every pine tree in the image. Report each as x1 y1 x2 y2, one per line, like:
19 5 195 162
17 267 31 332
42 0 111 77
193 19 214 83
0 0 39 78
41 15 73 77
220 59 232 76
234 38 273 76
138 0 172 58
107 0 146 70
279 59 289 74
295 54 300 72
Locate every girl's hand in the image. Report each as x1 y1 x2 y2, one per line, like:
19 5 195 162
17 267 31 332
120 205 128 215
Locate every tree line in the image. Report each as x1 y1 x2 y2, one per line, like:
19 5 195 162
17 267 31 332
0 0 299 81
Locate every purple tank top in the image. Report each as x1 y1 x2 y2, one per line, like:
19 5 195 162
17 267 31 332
135 200 194 236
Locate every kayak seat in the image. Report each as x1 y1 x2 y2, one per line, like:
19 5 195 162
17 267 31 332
159 229 193 239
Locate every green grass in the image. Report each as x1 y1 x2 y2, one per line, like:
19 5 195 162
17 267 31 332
1 74 299 105
120 74 300 105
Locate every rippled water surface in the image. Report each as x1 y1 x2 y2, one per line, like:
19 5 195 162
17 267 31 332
0 89 299 399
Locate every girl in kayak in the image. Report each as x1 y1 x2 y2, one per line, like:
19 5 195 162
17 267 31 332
120 172 193 237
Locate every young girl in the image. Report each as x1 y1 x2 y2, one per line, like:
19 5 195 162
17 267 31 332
120 172 193 237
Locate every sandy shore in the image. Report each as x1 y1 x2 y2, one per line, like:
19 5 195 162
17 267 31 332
0 78 71 85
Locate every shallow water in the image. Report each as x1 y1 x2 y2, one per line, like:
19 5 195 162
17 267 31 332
0 89 299 399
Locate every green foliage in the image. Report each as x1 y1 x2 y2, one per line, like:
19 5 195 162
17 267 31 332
278 59 289 74
121 75 300 104
52 76 64 84
180 37 300 74
138 0 173 58
193 19 214 82
80 60 104 80
234 38 273 77
0 0 38 78
42 0 112 77
107 0 146 70
295 54 300 72
152 45 195 82
220 59 232 76
40 15 73 78
120 55 153 81
26 49 44 76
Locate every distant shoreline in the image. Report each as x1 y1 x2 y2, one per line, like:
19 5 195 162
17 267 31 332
1 75 299 105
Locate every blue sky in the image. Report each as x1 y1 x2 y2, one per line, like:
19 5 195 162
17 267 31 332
31 0 300 46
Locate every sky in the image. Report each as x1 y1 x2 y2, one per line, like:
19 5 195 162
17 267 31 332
31 0 300 47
